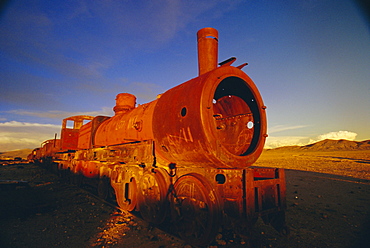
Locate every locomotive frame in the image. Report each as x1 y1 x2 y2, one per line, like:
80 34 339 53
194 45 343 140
28 28 287 246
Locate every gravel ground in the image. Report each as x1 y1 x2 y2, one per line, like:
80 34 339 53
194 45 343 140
0 150 369 247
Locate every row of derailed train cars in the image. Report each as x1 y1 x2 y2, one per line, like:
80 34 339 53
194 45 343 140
28 28 288 246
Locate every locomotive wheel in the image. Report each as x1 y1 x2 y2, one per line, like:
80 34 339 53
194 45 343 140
123 178 137 211
172 174 221 246
138 170 168 224
119 177 138 211
97 177 110 200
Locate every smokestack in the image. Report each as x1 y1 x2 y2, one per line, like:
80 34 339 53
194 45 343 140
197 27 218 75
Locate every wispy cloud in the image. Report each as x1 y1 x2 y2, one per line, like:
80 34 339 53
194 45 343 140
127 82 164 103
2 0 243 57
1 0 244 112
88 0 239 47
6 108 113 120
0 121 59 128
268 124 308 134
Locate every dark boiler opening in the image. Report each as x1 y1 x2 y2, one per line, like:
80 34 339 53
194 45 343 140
213 76 261 156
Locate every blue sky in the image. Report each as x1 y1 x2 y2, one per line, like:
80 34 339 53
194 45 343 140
1 0 369 151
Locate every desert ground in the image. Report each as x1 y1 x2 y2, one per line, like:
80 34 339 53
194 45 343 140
0 149 369 247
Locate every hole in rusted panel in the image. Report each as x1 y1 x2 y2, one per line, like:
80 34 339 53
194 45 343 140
181 107 187 117
205 35 218 41
124 183 131 203
215 174 226 184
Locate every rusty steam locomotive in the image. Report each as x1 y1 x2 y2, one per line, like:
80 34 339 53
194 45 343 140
29 28 287 246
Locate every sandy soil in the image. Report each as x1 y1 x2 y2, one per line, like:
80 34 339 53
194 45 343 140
0 150 369 247
255 150 370 181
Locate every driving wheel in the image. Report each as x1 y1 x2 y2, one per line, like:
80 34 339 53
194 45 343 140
138 169 168 224
173 173 221 246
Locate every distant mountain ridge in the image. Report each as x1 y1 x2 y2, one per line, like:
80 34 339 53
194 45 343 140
271 139 370 151
1 139 369 158
0 149 33 159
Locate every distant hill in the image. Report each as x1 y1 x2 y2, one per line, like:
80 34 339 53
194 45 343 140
1 139 369 158
270 139 370 151
0 149 33 159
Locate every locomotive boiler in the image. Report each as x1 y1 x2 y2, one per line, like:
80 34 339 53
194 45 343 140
31 28 287 246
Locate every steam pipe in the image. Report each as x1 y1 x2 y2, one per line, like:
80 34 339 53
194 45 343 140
197 27 218 75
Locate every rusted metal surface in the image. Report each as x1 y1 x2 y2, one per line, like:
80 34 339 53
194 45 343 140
30 27 287 246
197 27 218 75
172 173 222 245
60 115 94 150
40 139 60 159
138 168 168 224
246 167 286 220
113 93 136 115
27 147 39 162
93 101 157 147
78 116 111 149
152 63 267 168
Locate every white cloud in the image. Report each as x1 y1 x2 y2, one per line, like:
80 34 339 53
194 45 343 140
308 131 357 144
0 121 61 151
265 136 309 149
265 130 358 149
265 124 310 148
0 136 47 151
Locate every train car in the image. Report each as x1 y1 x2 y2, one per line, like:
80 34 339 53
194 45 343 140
54 115 94 177
27 148 40 163
32 28 287 246
37 138 60 165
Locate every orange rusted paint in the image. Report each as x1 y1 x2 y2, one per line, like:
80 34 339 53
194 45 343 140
60 115 94 150
93 101 157 146
113 93 136 115
197 27 218 75
40 139 60 157
81 161 100 178
153 65 267 168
